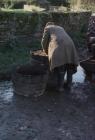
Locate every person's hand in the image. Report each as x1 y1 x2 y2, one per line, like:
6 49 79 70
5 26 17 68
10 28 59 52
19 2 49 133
42 49 45 52
42 49 48 56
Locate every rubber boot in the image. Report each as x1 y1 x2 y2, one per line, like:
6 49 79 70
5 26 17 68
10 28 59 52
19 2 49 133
67 71 73 90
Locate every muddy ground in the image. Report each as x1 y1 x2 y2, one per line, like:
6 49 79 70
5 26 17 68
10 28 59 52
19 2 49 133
0 49 95 140
0 79 95 140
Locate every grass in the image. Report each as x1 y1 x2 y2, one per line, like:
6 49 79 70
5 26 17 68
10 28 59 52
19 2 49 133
0 46 30 74
23 5 45 12
1 6 45 13
1 8 33 13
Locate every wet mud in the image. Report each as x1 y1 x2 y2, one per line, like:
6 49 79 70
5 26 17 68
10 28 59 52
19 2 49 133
0 66 95 140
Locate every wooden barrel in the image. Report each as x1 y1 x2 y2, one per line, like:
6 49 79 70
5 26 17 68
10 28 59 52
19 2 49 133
80 57 95 73
30 49 49 66
80 57 95 82
12 58 49 97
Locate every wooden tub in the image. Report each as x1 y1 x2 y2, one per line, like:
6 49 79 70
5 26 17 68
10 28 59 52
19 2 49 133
12 58 48 98
80 57 95 82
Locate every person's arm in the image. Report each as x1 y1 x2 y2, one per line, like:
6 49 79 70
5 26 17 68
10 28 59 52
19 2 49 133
41 27 50 55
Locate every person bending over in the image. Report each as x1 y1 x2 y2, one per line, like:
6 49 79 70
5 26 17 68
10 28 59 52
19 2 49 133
41 22 79 92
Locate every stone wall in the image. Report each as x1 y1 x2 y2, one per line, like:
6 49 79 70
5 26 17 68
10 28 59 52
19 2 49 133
0 11 91 48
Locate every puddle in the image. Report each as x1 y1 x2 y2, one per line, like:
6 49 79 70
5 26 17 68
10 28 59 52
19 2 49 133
0 81 13 102
73 65 86 83
64 65 85 84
